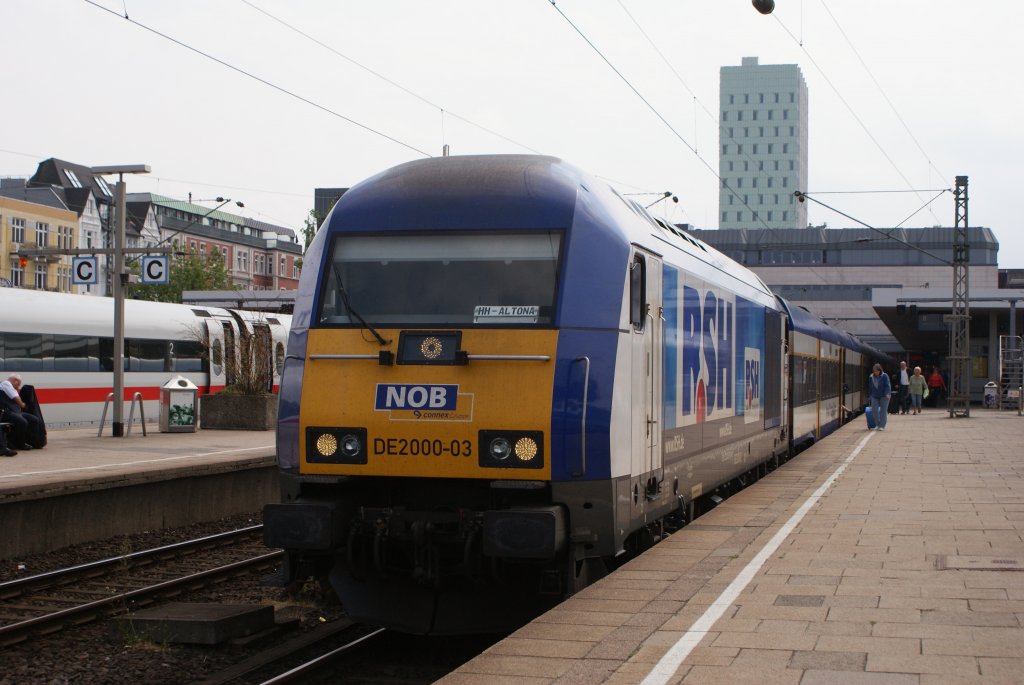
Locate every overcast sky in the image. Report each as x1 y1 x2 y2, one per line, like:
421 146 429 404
4 1 1022 267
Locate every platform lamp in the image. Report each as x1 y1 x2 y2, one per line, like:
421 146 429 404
92 164 151 437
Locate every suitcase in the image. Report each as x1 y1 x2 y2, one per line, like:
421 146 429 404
865 406 876 429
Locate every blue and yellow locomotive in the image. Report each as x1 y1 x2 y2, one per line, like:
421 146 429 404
265 155 882 634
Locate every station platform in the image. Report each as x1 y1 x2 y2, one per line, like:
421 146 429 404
441 409 1024 685
0 426 277 558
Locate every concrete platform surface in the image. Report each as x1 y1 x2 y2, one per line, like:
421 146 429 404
441 409 1024 685
0 426 275 503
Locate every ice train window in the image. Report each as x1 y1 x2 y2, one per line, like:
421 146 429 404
317 232 562 326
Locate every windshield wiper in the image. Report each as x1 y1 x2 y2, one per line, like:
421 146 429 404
334 265 390 346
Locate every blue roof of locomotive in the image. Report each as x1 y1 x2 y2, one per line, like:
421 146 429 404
324 155 578 233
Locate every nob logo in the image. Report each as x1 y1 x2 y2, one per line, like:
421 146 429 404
375 384 457 411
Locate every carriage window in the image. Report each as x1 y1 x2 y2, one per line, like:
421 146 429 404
317 232 562 326
171 340 205 372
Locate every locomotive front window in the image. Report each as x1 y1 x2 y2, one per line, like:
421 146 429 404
317 232 562 326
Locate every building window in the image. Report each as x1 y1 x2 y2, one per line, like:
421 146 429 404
722 111 728 121
735 212 742 222
753 178 759 188
774 93 780 103
752 110 758 121
752 144 758 154
11 217 25 243
768 178 774 188
783 110 789 120
722 144 728 155
57 225 73 249
727 161 734 171
35 264 47 290
743 94 749 104
728 94 734 105
95 175 112 197
292 264 298 278
736 178 743 188
722 211 728 222
737 144 743 154
200 243 206 258
782 177 789 188
280 257 286 276
789 160 795 170
729 195 734 205
10 259 24 287
768 110 773 120
35 222 49 245
768 211 774 221
737 111 743 121
789 92 795 103
64 168 82 188
790 126 796 136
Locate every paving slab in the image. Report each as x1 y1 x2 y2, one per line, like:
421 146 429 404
439 410 1024 685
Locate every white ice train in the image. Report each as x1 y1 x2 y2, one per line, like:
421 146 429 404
0 289 290 427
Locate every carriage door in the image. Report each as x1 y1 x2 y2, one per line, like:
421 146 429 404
629 250 664 499
204 320 227 394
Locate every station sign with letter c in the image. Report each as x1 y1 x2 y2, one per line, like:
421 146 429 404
141 255 169 284
72 256 98 285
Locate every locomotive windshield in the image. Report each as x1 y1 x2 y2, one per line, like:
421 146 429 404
317 232 562 326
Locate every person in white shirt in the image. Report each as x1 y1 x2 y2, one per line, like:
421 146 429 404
0 374 41 451
897 361 911 415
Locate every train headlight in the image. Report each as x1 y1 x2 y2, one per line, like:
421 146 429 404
341 433 362 459
489 437 512 461
316 433 338 457
306 427 368 464
515 437 538 462
479 430 543 469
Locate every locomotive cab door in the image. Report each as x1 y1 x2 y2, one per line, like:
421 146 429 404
629 250 663 499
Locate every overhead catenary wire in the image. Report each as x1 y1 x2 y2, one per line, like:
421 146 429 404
547 1 774 232
819 0 948 184
795 190 951 265
82 0 433 158
238 0 542 155
771 12 945 226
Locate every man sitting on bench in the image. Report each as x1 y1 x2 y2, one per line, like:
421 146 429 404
0 374 43 451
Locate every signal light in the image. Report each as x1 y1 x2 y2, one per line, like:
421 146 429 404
19 256 27 268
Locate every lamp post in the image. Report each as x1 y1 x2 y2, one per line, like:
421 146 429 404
92 164 151 437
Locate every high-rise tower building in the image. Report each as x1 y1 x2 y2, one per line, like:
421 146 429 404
719 56 808 230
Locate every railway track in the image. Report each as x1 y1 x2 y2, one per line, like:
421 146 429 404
0 524 283 646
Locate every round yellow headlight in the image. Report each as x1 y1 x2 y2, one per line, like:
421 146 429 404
316 433 338 457
420 336 443 359
514 437 539 462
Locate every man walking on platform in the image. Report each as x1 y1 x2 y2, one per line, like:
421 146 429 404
897 361 911 414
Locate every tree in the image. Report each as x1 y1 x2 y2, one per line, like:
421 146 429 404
128 247 236 303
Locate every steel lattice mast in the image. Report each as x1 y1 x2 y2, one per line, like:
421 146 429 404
948 176 970 417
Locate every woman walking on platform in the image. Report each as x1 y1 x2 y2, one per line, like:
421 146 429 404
909 366 927 414
868 363 892 431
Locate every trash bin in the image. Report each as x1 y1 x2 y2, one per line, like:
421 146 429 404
983 381 998 408
160 376 199 432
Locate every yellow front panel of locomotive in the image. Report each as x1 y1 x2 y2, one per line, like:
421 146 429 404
300 329 558 479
